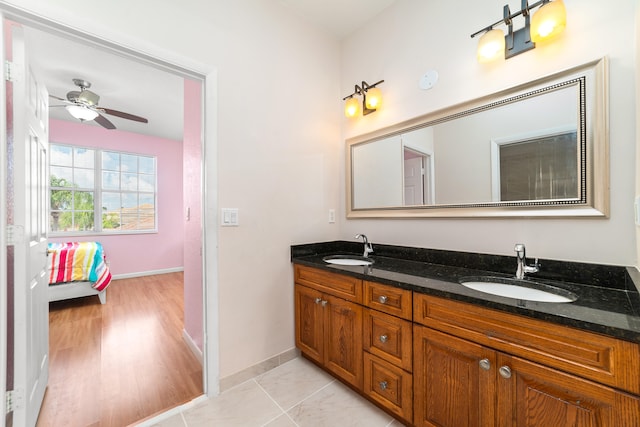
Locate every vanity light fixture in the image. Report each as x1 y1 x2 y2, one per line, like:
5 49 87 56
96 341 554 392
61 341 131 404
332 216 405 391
343 80 384 117
472 0 567 62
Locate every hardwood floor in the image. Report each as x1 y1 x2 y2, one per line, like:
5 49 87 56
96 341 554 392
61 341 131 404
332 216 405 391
36 272 203 427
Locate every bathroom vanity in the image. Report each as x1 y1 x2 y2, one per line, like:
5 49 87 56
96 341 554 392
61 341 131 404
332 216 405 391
292 241 640 426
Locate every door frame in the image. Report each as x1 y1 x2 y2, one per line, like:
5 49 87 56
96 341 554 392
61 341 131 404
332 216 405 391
0 4 220 421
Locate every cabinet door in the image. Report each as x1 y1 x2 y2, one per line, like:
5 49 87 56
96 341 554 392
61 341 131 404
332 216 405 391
414 325 496 427
497 354 640 427
324 293 364 390
294 284 324 364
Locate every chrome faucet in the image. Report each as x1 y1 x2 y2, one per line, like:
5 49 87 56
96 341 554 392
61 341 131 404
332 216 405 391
514 243 540 279
355 234 374 258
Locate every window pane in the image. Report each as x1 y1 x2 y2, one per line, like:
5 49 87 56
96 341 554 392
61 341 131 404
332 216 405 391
74 168 94 188
102 171 120 190
139 193 155 208
102 151 120 171
50 145 72 166
102 192 121 210
74 148 95 168
50 190 72 210
122 173 138 191
139 208 155 230
50 166 73 185
139 156 155 174
73 191 94 210
73 212 94 231
102 212 121 231
121 154 138 173
122 193 138 209
120 210 138 229
139 174 155 192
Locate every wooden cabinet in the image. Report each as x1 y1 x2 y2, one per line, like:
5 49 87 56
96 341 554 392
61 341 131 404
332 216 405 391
294 266 363 389
413 294 640 427
294 266 640 427
363 281 414 424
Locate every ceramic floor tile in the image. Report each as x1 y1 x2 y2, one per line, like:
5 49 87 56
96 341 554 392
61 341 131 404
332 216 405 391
151 413 186 427
262 413 298 427
255 357 335 410
286 380 394 427
183 380 283 426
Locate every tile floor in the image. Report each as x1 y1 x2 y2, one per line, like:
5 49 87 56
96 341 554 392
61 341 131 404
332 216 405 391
151 357 406 427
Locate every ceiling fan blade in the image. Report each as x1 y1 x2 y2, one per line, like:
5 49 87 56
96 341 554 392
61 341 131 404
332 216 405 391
94 113 116 130
49 94 68 102
101 108 148 123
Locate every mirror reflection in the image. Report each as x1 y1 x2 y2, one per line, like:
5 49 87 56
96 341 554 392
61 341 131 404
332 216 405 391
347 58 608 218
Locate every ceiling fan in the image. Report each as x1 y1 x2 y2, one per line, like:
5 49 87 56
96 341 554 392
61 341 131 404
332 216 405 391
50 78 148 130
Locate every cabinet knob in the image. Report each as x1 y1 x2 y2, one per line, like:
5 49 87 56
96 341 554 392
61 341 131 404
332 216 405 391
321 300 328 307
314 297 322 304
499 365 512 379
379 381 388 391
379 334 388 343
378 295 388 304
479 358 491 371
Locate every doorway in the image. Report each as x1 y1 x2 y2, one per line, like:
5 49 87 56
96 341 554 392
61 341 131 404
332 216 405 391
1 7 214 425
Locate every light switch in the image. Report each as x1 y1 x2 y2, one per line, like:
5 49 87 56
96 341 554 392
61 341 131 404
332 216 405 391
221 208 239 226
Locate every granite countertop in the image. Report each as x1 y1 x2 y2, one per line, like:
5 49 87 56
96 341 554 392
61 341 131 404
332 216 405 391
291 241 640 344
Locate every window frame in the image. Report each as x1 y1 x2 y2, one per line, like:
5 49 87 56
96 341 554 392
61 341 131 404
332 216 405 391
49 143 158 236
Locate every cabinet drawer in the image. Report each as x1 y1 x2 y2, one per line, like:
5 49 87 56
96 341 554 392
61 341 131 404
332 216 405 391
414 293 640 395
364 309 412 371
363 281 412 320
295 265 362 303
363 352 413 423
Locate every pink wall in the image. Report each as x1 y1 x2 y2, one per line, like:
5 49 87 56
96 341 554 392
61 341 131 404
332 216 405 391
182 79 203 351
48 119 184 276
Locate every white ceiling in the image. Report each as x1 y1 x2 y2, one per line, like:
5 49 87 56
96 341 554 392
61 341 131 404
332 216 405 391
21 1 397 143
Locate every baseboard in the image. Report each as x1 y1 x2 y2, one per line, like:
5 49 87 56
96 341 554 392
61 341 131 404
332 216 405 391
182 329 203 366
133 394 208 427
219 347 300 391
111 267 184 280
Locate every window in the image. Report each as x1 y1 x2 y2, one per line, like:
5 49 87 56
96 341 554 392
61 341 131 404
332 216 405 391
49 144 157 234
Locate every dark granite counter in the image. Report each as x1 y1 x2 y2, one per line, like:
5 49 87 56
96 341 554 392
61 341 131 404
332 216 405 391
291 241 640 344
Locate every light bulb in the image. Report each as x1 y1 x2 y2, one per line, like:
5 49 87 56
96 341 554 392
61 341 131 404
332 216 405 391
345 97 360 117
477 29 505 62
531 0 566 43
365 87 382 110
66 104 99 121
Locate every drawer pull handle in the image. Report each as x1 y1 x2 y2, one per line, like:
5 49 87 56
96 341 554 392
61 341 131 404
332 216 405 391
379 381 388 391
378 295 388 304
314 297 322 304
379 334 388 343
499 365 512 379
479 358 491 371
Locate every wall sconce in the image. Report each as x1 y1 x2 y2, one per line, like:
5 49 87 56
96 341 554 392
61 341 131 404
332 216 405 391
343 80 384 117
472 0 566 62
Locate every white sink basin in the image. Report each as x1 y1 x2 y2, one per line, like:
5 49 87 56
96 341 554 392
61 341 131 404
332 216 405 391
459 277 577 303
322 255 373 266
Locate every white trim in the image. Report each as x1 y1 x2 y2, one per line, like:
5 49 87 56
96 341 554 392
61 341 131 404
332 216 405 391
182 329 203 366
134 395 209 427
111 266 183 280
1 10 9 425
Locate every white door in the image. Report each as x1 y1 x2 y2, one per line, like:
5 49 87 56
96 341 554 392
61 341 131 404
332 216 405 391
7 21 50 427
404 155 424 205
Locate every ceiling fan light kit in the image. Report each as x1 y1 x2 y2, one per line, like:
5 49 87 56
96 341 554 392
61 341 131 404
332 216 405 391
50 78 149 130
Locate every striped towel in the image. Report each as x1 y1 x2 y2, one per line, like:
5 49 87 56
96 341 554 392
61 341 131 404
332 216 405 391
47 241 112 291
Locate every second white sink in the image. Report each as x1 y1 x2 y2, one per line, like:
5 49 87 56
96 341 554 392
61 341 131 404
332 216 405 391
459 277 578 303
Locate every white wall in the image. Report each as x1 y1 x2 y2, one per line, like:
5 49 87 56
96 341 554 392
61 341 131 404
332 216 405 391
341 0 638 266
0 0 342 379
